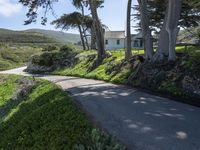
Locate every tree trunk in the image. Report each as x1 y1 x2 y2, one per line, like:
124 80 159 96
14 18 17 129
82 27 90 50
153 1 169 61
80 4 90 50
165 0 182 61
78 25 86 50
91 27 96 49
89 0 105 65
125 0 132 61
137 0 153 60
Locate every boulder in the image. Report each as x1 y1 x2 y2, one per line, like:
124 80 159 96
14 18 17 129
26 63 53 73
182 76 200 96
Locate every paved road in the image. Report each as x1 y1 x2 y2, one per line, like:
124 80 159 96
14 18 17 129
1 67 200 150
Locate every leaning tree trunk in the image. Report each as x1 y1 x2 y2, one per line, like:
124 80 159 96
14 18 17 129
80 4 90 50
89 0 105 65
125 0 132 61
91 27 97 49
165 0 182 61
78 25 86 50
138 0 153 60
82 27 90 50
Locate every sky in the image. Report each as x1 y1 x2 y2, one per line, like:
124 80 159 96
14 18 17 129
0 0 138 33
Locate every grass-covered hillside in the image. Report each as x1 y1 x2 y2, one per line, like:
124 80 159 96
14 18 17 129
25 29 81 44
28 47 200 103
0 28 56 44
0 44 43 71
0 74 125 149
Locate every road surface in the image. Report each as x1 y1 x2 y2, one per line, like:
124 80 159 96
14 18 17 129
1 67 200 150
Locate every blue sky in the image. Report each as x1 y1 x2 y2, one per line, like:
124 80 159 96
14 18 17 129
0 0 138 33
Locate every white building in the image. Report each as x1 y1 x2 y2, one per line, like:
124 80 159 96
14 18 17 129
104 31 144 50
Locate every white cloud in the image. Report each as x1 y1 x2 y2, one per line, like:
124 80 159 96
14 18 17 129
0 0 22 17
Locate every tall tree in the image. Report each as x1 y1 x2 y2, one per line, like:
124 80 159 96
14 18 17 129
51 12 87 50
19 0 105 59
72 0 90 49
125 0 133 61
72 0 104 50
166 0 182 61
137 0 153 60
88 0 105 64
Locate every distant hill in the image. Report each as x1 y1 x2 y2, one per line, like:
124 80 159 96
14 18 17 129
25 29 80 44
0 28 81 44
0 28 56 44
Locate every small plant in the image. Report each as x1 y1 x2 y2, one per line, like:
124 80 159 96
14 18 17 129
159 81 183 96
42 45 58 52
74 129 126 150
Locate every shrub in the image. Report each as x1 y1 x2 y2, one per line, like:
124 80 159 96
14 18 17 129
42 45 58 52
0 60 12 71
1 50 20 63
31 52 56 66
75 129 125 150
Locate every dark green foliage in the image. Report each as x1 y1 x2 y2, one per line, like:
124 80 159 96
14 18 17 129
75 129 125 150
52 12 84 30
0 60 12 71
181 48 200 75
31 45 80 67
32 52 55 66
42 45 58 52
133 0 200 32
159 82 184 97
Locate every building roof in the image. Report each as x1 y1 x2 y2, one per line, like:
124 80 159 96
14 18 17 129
105 31 125 39
131 32 143 39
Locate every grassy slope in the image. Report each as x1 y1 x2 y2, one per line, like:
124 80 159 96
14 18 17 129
0 75 124 149
0 45 43 71
53 47 187 83
25 29 81 44
0 28 56 44
53 46 200 99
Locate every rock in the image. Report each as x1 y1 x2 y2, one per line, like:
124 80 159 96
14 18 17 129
26 63 53 73
182 76 200 96
12 77 37 100
104 52 112 58
154 70 166 84
87 54 97 61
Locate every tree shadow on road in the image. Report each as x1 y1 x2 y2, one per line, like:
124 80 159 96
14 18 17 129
66 82 200 150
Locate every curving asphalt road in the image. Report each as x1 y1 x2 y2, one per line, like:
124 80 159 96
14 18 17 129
1 67 200 150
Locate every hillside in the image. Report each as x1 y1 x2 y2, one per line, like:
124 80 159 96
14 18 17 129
25 29 80 44
0 28 56 44
0 28 81 44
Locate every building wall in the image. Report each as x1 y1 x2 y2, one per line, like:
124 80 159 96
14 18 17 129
105 38 125 50
105 38 144 50
131 39 144 49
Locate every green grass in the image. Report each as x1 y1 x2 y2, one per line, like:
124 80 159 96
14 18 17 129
0 75 125 149
0 75 20 107
0 44 43 71
53 46 200 100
